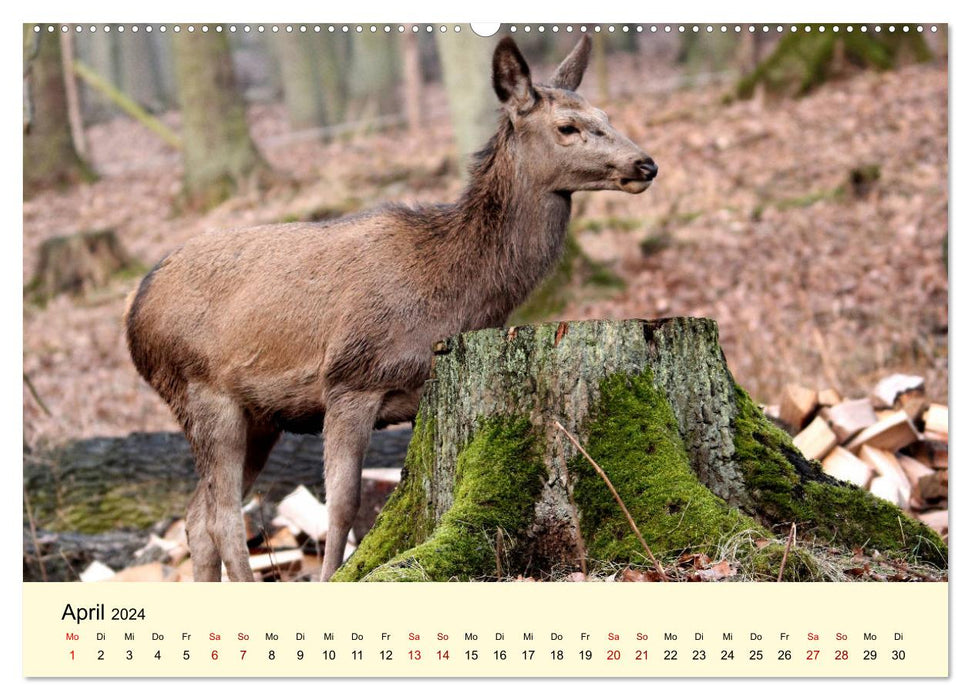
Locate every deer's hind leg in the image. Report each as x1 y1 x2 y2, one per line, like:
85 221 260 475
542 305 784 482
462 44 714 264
184 386 268 582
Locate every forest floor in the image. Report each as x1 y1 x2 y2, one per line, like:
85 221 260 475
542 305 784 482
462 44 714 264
22 59 948 450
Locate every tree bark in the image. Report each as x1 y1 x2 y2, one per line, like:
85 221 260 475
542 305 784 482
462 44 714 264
23 27 94 198
172 31 270 208
335 318 946 582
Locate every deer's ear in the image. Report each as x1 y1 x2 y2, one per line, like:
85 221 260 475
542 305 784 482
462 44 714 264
492 37 536 110
549 34 591 91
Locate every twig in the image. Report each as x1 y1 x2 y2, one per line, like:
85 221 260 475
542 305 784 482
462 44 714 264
23 486 48 582
897 515 907 545
554 421 667 581
23 372 52 417
777 522 797 582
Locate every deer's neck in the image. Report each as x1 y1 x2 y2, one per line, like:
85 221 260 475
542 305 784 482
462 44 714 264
446 126 572 325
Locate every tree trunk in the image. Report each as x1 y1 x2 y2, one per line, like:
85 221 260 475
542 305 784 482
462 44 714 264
118 27 167 113
172 31 270 208
335 318 946 582
435 29 495 173
346 31 399 123
271 33 327 130
23 27 94 198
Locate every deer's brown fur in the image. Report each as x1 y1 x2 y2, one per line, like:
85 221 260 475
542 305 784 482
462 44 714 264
126 35 657 581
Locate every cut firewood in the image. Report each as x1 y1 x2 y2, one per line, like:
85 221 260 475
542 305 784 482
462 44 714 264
871 374 925 409
276 485 329 541
110 562 180 582
249 548 304 574
907 437 948 469
846 410 919 453
898 454 936 489
780 384 818 430
822 447 872 488
916 510 948 539
897 391 928 423
361 467 403 484
923 404 948 438
917 470 948 502
301 554 324 578
793 416 838 460
817 388 842 407
266 527 300 550
859 446 911 506
821 398 877 443
176 558 194 582
868 475 907 509
163 519 187 543
80 560 115 583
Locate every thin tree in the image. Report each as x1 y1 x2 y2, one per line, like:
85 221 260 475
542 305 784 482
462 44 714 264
435 28 495 173
172 29 270 208
23 27 94 198
271 32 327 130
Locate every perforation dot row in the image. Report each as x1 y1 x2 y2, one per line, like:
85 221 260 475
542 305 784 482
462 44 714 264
32 24 940 35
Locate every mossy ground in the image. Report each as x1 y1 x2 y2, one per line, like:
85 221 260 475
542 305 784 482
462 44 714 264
572 372 768 567
334 415 544 582
732 385 947 567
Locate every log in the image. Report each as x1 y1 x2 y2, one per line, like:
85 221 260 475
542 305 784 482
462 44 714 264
334 318 945 582
23 427 412 580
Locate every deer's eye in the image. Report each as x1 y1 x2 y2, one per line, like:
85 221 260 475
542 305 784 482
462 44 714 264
557 125 580 136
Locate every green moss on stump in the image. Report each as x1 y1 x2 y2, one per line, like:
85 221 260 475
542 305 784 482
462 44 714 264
334 416 544 582
573 372 767 565
732 385 947 567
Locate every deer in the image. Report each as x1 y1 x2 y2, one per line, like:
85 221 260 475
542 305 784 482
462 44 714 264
125 34 657 582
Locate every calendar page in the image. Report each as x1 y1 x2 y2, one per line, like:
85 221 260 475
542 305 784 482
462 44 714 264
22 15 949 681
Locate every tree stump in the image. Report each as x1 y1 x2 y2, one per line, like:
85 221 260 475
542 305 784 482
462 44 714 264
335 318 946 582
27 229 137 302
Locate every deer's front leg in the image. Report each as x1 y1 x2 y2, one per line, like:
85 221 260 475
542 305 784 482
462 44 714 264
320 391 381 581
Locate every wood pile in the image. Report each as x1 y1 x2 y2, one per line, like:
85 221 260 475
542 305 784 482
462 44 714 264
764 374 948 543
79 469 402 582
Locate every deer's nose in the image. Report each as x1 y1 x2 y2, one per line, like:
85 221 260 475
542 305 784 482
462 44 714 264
636 157 658 181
